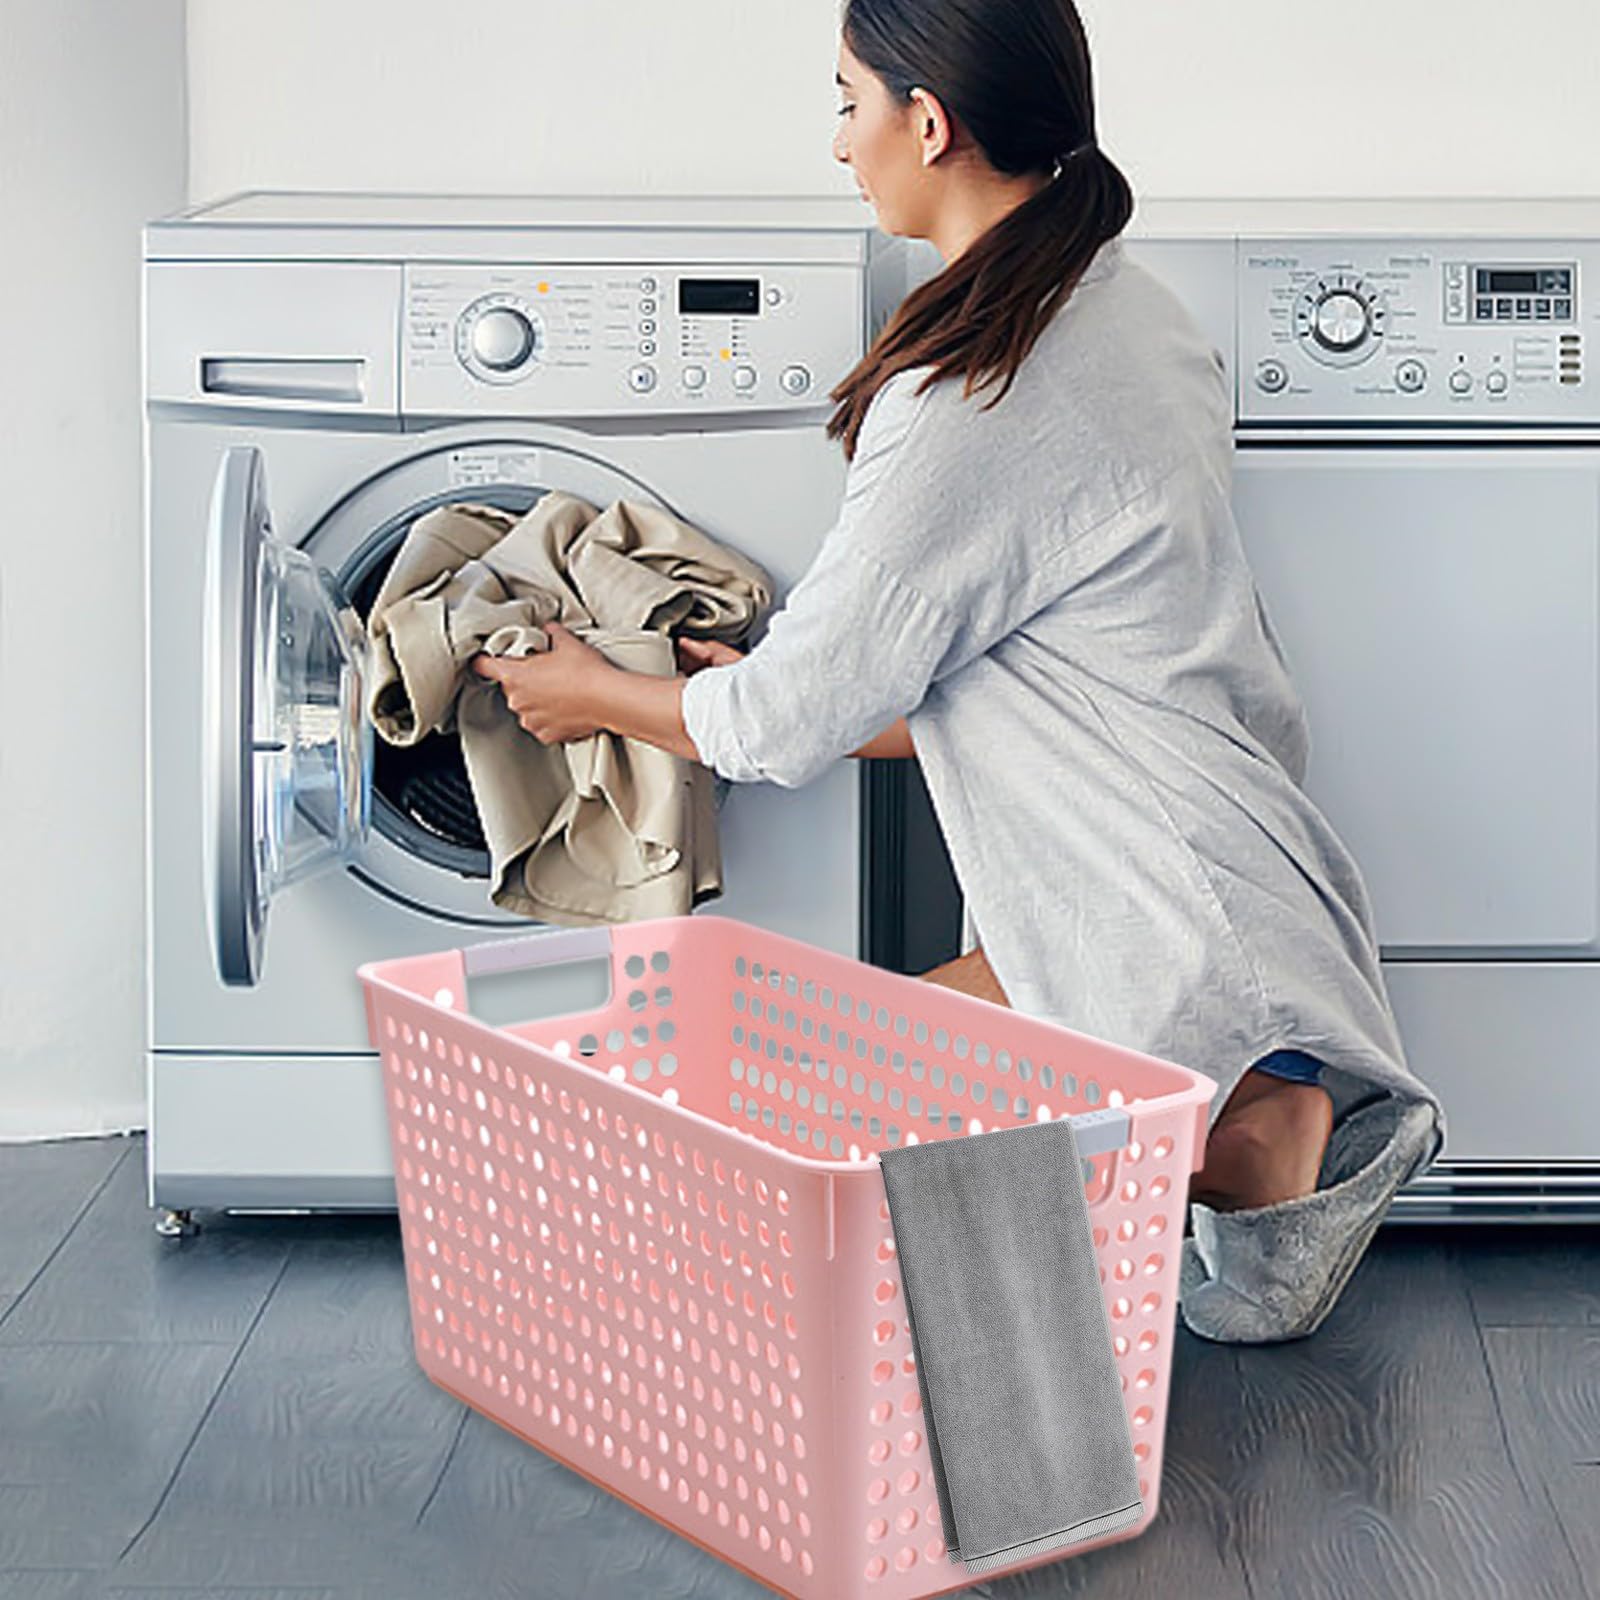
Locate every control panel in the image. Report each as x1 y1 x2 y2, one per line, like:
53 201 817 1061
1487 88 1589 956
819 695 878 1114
403 261 863 416
1240 239 1590 423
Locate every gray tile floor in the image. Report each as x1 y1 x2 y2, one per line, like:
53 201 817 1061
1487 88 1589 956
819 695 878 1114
0 1132 1595 1600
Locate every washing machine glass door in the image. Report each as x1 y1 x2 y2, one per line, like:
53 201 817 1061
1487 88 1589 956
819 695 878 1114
204 443 372 986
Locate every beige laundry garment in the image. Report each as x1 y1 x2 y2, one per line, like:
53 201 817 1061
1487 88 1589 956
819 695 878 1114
364 490 774 924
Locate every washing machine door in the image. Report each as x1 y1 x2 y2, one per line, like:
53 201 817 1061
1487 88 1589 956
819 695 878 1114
203 443 372 986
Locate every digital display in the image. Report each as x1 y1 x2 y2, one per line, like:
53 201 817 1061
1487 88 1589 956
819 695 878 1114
679 278 760 316
1475 267 1572 295
1478 269 1539 294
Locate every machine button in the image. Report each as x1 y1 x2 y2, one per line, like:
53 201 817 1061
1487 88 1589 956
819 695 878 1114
1255 359 1290 394
1476 297 1494 320
639 339 657 356
1449 369 1474 394
1394 359 1427 393
1497 297 1514 318
1515 298 1533 319
640 277 657 293
765 286 783 306
641 299 656 315
628 363 658 393
639 319 656 335
682 365 706 390
732 365 758 391
1555 297 1573 319
1485 369 1509 395
779 364 812 395
1536 299 1553 320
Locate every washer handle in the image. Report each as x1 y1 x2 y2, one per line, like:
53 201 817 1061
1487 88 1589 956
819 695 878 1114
462 925 614 978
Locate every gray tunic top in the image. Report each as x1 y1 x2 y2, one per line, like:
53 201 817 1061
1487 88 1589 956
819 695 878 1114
681 234 1445 1136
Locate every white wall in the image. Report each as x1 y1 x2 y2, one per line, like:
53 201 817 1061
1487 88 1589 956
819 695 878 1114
0 0 187 1139
186 0 848 200
187 0 1600 200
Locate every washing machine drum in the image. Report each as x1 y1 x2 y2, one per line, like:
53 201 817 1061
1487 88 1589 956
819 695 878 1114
339 484 546 876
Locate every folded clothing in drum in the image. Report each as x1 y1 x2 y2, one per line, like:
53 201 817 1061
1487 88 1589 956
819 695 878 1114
364 490 774 924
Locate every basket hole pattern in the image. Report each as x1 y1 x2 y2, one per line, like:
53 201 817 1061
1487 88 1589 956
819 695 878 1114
566 950 677 1085
383 955 822 1583
725 952 1115 1193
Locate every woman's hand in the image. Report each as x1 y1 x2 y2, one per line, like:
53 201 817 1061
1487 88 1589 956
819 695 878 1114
471 621 618 743
676 635 746 676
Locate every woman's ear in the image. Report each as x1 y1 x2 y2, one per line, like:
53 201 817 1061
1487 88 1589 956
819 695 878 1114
907 85 954 167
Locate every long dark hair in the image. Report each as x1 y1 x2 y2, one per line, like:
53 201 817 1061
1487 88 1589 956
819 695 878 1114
827 0 1134 460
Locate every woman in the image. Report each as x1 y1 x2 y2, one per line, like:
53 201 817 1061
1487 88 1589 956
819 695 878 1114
473 0 1446 1343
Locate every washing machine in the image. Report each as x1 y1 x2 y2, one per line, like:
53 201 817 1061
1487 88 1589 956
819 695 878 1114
142 191 915 1228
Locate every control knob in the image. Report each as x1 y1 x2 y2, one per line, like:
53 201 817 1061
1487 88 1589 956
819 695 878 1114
472 307 536 371
1313 291 1370 353
1293 273 1386 368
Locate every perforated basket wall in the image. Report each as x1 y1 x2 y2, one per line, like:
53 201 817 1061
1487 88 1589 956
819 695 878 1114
358 913 1215 1600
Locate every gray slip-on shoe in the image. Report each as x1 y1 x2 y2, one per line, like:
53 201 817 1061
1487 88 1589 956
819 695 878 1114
1177 1092 1442 1344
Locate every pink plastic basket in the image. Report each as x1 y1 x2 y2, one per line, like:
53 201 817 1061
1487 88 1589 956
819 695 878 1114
357 914 1217 1600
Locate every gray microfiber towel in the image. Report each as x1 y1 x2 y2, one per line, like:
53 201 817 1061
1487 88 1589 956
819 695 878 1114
1179 1091 1443 1344
876 1118 1146 1576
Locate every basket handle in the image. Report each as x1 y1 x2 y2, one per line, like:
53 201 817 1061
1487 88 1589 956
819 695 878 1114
1068 1106 1131 1159
868 1108 1131 1167
461 925 613 977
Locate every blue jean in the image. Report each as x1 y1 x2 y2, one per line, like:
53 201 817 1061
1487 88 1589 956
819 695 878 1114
1250 1047 1326 1085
